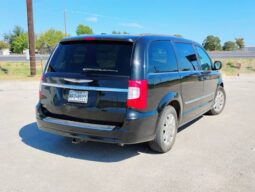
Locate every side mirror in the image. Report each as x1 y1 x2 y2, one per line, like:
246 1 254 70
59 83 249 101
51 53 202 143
212 61 222 70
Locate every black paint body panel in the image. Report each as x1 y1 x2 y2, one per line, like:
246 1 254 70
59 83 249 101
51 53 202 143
36 34 223 144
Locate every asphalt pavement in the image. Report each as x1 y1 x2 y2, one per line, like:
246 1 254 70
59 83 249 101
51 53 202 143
0 75 255 192
1 51 255 62
209 51 255 58
0 55 49 62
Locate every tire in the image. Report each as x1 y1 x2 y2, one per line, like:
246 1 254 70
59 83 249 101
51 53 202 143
149 106 178 153
207 86 226 115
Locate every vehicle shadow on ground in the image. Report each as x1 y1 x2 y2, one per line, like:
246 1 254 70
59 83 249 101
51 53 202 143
19 116 203 162
178 116 203 133
19 122 155 163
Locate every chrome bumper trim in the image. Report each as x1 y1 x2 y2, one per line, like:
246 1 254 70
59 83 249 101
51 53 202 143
42 82 128 93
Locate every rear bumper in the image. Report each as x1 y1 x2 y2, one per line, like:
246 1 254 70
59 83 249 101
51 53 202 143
36 104 158 144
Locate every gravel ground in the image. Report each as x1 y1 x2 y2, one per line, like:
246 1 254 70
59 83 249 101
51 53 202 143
0 75 255 192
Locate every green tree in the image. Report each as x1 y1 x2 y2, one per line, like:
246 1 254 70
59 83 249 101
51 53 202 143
0 41 9 49
36 29 65 52
173 34 183 38
235 38 245 49
4 26 27 53
112 31 120 34
202 35 222 51
112 31 129 34
12 33 28 53
4 26 24 41
76 24 93 35
223 41 237 51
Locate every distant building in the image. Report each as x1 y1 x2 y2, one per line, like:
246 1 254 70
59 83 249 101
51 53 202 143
242 47 255 51
0 49 10 56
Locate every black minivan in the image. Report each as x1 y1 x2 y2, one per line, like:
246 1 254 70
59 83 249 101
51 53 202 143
36 34 226 153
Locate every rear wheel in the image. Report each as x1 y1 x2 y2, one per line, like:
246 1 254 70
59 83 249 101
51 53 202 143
208 86 226 115
149 106 177 153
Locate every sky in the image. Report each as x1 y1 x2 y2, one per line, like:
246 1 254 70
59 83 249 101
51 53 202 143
0 0 254 46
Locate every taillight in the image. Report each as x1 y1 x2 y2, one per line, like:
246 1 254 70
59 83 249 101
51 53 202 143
83 37 96 41
127 80 148 110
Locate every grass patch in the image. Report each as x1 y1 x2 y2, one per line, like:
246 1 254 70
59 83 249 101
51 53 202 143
213 58 255 76
0 61 44 80
0 58 255 80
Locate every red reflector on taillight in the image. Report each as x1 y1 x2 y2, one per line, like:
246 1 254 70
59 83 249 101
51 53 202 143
83 37 96 41
127 80 148 110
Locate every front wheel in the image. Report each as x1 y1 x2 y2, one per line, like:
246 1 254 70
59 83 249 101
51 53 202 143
208 86 226 115
149 106 178 153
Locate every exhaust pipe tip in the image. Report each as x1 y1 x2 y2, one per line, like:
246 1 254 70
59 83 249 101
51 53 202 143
72 138 81 144
71 138 88 144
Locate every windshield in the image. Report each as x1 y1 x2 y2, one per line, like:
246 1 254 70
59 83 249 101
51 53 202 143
47 41 133 76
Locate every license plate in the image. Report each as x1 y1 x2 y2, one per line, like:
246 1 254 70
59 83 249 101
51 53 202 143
68 90 88 103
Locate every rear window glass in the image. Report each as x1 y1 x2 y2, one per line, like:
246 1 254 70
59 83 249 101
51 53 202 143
47 41 133 76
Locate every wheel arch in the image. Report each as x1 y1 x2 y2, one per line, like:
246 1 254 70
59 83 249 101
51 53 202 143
217 77 224 88
157 92 183 124
168 100 181 121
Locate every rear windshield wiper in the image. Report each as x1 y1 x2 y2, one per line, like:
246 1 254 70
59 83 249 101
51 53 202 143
82 68 118 72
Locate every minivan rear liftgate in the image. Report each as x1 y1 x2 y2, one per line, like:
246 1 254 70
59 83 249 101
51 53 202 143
39 40 133 127
39 74 129 126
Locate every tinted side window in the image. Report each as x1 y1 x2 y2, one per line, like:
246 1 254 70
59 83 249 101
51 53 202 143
148 41 178 73
174 43 199 71
196 46 212 71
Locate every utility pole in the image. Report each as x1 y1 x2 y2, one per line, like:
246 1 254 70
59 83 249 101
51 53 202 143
26 0 36 76
64 9 67 36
